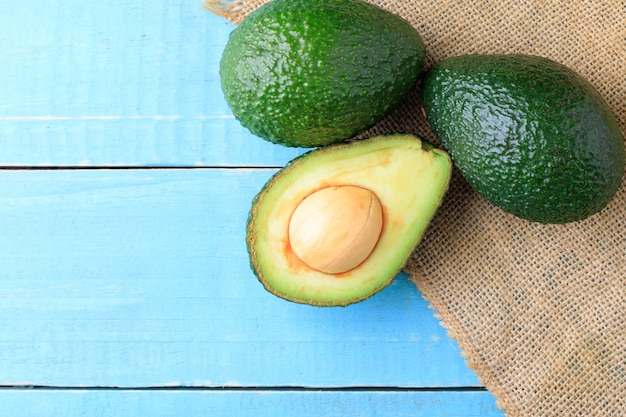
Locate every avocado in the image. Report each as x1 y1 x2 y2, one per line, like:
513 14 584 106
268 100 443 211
246 134 452 306
421 54 625 224
220 0 425 148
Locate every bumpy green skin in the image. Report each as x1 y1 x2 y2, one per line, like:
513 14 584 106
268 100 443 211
422 54 625 224
220 0 425 148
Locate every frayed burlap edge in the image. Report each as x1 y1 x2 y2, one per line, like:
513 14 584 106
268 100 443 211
203 0 260 24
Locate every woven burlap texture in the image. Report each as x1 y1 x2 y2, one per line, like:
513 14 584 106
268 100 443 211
209 1 626 415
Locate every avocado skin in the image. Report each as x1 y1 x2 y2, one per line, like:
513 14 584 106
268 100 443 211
220 0 425 148
421 54 625 224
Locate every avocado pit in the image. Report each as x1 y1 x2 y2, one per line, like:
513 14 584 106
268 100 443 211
288 185 383 274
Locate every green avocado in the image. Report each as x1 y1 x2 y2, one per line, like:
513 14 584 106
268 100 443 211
421 54 625 224
220 0 425 148
246 135 451 306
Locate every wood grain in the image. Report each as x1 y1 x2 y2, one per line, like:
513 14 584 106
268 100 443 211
0 169 478 388
0 0 505 414
0 2 306 167
0 389 504 417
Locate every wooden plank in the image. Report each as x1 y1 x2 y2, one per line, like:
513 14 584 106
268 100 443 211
0 169 478 388
0 117 305 167
0 389 505 417
0 0 307 167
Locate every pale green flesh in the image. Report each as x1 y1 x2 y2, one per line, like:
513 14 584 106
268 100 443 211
247 135 452 306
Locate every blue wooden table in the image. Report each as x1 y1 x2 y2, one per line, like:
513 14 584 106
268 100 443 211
0 2 506 415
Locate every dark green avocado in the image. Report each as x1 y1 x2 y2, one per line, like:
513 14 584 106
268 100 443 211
220 0 425 148
421 54 625 224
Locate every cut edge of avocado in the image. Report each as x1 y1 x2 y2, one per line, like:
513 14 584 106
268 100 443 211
246 134 452 307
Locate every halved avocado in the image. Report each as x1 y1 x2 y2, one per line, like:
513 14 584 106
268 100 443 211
246 134 452 306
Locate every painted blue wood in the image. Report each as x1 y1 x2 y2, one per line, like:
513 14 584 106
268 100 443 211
0 0 501 413
0 389 505 417
0 169 479 388
0 1 308 167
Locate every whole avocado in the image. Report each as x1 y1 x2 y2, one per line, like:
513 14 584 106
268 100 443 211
421 54 625 224
220 0 425 148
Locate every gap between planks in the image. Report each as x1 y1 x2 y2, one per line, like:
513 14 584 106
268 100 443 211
0 166 283 171
0 385 488 392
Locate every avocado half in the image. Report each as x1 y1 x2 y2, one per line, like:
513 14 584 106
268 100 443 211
246 134 452 306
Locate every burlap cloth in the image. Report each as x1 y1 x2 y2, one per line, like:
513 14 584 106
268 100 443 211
208 1 626 415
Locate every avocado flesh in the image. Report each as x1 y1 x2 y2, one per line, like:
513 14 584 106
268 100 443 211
247 135 452 306
220 0 425 148
421 54 625 224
